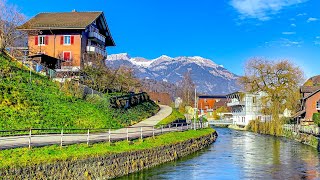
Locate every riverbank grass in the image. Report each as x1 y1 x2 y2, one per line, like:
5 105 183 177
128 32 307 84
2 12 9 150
0 128 215 169
156 108 186 127
0 54 159 130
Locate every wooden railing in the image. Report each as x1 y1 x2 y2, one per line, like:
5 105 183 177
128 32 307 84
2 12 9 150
0 122 209 150
282 124 320 135
109 92 150 109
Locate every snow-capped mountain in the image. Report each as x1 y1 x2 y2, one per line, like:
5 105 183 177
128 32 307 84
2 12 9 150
106 53 240 94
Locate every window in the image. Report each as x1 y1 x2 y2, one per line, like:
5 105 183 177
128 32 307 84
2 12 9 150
64 36 71 45
38 36 46 45
317 100 320 109
63 52 71 62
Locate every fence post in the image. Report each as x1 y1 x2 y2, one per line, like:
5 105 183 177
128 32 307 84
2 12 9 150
187 123 189 130
161 125 163 134
28 128 32 149
127 128 129 141
108 129 111 144
176 123 178 131
87 129 90 146
181 123 183 131
60 128 63 147
169 124 171 131
153 126 155 138
140 127 143 140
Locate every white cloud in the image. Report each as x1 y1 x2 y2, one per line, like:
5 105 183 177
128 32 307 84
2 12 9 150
316 36 320 39
265 38 302 47
282 31 296 35
297 13 307 16
291 23 297 27
307 17 318 22
230 0 308 21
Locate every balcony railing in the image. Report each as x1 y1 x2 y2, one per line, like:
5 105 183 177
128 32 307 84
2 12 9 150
86 45 106 57
89 32 106 43
227 101 245 107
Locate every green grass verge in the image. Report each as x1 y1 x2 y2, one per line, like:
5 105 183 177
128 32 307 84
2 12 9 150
0 128 215 169
156 108 186 126
0 54 159 130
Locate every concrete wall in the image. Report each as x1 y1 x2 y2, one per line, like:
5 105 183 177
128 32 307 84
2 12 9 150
1 131 217 179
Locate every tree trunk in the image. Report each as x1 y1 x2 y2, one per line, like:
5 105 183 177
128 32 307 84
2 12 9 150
0 30 4 52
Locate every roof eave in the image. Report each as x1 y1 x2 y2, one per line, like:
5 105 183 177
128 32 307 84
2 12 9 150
17 27 86 31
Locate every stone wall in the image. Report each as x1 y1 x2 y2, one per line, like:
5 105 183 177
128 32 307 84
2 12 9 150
1 131 218 179
283 130 320 150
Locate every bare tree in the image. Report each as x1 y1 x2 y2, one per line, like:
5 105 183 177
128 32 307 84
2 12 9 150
178 71 195 106
239 58 304 123
0 0 26 52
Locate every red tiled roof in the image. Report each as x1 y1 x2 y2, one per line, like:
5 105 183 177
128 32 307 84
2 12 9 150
300 86 320 93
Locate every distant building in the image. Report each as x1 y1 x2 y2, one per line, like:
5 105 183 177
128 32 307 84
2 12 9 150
175 97 183 108
293 75 320 124
17 11 115 76
226 91 271 127
197 95 229 116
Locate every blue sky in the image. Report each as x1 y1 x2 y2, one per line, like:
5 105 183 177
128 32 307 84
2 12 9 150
9 0 320 77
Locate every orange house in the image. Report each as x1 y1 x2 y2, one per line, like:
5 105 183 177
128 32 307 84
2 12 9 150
17 11 115 73
198 95 228 115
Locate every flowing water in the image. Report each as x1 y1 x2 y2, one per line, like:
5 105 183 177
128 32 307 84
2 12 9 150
118 127 320 180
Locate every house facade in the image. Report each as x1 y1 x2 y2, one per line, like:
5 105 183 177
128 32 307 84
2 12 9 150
17 11 115 74
226 91 271 127
294 75 320 124
197 95 229 116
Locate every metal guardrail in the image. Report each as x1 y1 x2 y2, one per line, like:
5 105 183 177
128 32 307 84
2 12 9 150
282 124 320 135
0 122 209 150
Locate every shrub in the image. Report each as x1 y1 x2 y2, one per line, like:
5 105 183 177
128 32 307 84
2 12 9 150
313 113 320 127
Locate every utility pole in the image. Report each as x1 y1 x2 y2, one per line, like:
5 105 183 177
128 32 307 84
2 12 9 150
194 88 197 130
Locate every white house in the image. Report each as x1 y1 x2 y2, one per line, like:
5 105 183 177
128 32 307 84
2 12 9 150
226 91 272 127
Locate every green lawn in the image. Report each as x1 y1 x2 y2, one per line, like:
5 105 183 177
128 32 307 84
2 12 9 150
156 108 186 126
0 54 159 130
0 128 215 169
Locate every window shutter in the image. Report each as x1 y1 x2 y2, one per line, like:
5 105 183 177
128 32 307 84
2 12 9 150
71 36 74 45
45 36 49 45
35 36 38 45
60 36 64 45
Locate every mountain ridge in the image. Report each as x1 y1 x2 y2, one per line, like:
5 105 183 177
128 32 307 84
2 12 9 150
106 53 240 95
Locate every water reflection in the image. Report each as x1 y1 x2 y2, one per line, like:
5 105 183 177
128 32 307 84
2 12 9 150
118 128 320 180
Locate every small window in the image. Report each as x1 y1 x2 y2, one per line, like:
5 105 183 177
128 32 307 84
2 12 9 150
317 100 320 109
63 52 71 61
64 36 71 45
39 36 45 45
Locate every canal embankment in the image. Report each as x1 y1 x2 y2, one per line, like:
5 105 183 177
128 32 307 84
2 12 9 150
0 128 217 179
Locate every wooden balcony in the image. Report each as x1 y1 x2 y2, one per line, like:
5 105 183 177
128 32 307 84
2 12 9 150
88 31 106 43
86 45 106 57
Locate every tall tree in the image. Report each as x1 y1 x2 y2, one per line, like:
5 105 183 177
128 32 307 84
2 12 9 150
239 58 304 123
0 0 26 52
178 71 195 106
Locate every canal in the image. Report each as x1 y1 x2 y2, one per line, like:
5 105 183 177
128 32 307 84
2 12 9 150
118 127 320 179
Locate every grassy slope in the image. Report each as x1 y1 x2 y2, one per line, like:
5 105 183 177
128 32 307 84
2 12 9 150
0 54 159 130
0 128 215 169
156 108 186 126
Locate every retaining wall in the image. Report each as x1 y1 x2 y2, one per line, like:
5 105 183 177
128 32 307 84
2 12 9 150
282 130 320 150
1 131 217 179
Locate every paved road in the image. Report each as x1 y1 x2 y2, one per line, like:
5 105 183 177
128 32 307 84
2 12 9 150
0 105 190 150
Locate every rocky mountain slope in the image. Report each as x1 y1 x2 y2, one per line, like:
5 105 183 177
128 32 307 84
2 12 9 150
106 53 240 95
